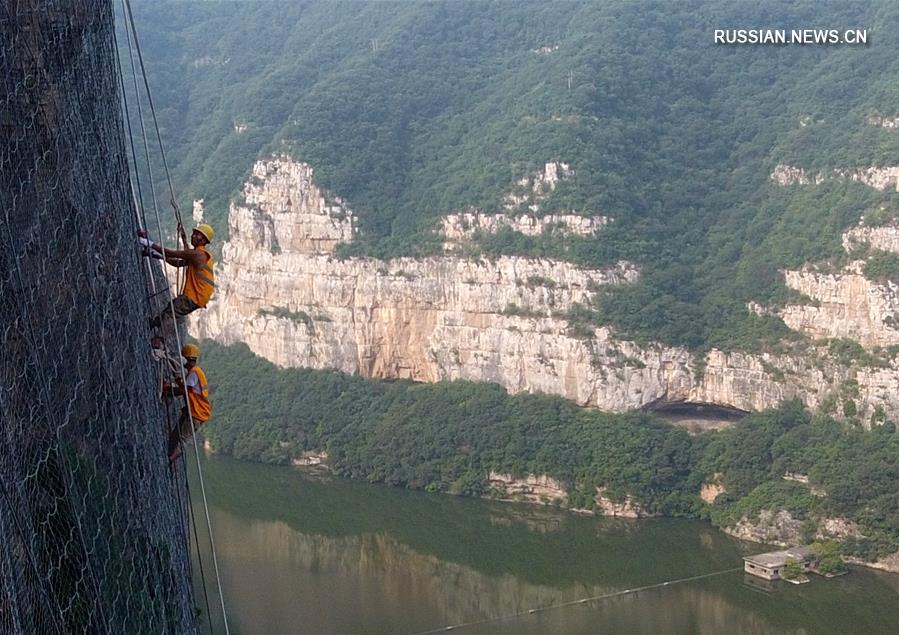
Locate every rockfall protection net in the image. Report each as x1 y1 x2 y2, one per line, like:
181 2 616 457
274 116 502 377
0 1 199 632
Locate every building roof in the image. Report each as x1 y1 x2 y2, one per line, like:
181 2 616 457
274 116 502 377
744 546 815 568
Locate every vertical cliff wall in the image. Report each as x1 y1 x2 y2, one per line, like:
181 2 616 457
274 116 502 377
0 2 197 632
194 156 899 423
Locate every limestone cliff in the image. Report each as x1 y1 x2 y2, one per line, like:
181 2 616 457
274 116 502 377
193 156 899 423
440 211 609 251
867 115 899 130
781 264 899 348
485 473 654 518
502 161 573 211
770 163 899 191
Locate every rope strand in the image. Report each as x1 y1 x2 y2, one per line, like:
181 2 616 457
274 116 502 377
119 2 231 631
121 0 184 227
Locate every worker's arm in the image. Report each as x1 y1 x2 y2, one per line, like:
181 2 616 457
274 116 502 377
151 244 205 268
162 378 185 397
164 371 198 397
163 253 188 268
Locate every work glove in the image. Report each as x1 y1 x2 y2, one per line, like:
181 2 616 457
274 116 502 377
137 231 163 259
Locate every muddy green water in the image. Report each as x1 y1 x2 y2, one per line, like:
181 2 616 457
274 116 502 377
190 455 899 634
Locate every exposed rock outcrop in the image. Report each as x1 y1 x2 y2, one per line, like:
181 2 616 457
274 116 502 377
725 510 805 545
191 156 899 424
846 551 899 573
440 211 608 251
776 222 899 424
193 198 206 224
594 487 655 518
232 155 356 255
700 475 726 504
781 266 899 348
771 163 899 192
867 115 899 130
485 473 654 517
487 472 566 505
503 161 574 211
724 511 899 573
782 473 826 497
781 223 899 349
293 451 329 467
843 223 899 254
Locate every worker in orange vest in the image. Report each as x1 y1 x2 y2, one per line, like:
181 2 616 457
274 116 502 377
146 223 215 334
164 343 212 463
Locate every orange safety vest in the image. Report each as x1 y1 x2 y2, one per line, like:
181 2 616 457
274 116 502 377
183 246 215 307
185 365 212 422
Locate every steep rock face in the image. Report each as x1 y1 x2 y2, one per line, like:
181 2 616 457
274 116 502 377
843 223 899 254
484 473 654 517
440 211 608 251
193 156 899 421
487 472 566 504
781 266 899 347
593 487 655 518
781 224 899 348
775 222 899 424
770 163 899 191
502 161 573 211
867 115 899 129
234 155 356 255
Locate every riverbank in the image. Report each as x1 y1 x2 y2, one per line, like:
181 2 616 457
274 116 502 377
199 340 899 574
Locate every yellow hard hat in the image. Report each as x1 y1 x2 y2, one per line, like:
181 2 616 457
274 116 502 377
181 343 200 359
195 224 214 243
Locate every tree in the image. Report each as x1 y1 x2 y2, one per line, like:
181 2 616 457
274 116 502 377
810 540 847 575
782 558 802 580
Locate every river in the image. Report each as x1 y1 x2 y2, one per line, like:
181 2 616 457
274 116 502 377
188 455 899 634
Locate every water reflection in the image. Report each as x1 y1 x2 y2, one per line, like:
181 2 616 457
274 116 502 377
194 455 899 635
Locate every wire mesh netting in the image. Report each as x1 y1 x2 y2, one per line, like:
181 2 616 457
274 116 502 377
0 0 199 632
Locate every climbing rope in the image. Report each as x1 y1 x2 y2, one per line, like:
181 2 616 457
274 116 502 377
411 567 743 634
113 36 212 627
121 0 185 230
118 0 183 293
118 1 231 632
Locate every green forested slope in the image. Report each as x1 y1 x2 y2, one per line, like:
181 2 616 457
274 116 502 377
200 341 899 561
133 0 899 349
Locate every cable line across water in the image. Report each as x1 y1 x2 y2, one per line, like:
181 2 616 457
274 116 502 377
411 567 743 635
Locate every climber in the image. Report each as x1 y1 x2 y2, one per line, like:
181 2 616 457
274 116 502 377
163 343 212 463
145 223 215 334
